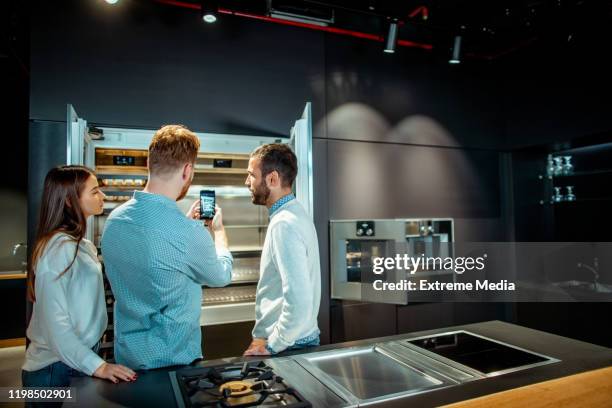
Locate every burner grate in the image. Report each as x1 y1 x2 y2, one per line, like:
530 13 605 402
171 361 311 408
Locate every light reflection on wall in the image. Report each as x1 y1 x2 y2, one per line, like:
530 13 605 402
326 102 390 141
391 115 480 215
388 115 459 146
325 103 393 217
323 103 487 219
327 70 374 102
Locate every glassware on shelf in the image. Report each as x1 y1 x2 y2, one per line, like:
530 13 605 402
562 156 574 175
553 157 563 176
546 154 555 177
566 186 576 201
552 186 563 203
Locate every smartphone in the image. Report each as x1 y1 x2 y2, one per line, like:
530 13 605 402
199 190 216 220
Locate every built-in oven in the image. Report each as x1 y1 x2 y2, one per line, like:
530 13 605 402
330 219 454 304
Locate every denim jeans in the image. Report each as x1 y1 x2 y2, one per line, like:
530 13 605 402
22 361 85 408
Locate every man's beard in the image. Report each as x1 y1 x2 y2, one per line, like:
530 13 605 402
176 178 191 201
250 182 270 206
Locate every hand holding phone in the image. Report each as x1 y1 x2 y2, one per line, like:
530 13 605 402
199 190 216 220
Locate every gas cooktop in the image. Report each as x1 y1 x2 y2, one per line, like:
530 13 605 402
169 361 311 408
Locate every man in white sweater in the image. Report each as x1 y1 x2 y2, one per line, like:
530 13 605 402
243 144 321 355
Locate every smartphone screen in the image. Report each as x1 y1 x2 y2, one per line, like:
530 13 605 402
200 190 216 220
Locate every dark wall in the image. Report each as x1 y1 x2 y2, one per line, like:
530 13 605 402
1 1 28 192
1 0 29 340
28 121 67 248
30 0 325 136
501 22 612 347
30 1 512 345
322 35 506 150
500 10 612 149
318 36 512 341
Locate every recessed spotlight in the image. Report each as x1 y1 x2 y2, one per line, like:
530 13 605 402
203 14 217 23
201 1 218 23
104 0 119 4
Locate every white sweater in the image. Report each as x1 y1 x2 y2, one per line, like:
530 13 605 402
23 233 107 375
252 199 321 352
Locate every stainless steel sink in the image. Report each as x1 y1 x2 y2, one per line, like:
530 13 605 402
553 280 612 292
294 344 457 405
285 331 562 406
552 280 612 301
593 283 612 293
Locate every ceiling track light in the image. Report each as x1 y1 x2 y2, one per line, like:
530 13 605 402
449 35 462 64
201 0 218 23
384 21 399 53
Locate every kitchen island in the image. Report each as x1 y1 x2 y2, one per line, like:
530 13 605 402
69 320 612 407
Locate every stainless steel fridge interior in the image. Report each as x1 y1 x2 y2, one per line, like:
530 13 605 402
330 219 454 304
91 136 279 328
67 103 313 329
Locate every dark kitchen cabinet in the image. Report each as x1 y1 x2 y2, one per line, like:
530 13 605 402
396 303 454 334
330 301 397 343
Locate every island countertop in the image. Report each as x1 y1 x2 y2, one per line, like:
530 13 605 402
69 320 612 407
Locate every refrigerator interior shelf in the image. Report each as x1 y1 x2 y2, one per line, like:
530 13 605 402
200 302 256 326
194 168 247 175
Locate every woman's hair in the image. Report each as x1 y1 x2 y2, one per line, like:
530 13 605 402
27 165 97 302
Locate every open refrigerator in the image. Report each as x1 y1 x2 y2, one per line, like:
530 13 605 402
66 103 313 359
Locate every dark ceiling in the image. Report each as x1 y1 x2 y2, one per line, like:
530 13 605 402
154 0 612 60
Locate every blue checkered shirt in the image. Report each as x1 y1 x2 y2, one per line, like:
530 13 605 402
268 193 295 217
101 191 232 369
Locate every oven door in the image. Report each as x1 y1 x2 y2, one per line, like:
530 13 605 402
330 219 455 304
330 220 407 304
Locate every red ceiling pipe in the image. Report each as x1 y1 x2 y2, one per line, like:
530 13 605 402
153 0 433 50
408 5 429 20
154 0 199 9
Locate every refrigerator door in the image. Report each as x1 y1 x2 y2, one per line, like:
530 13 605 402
289 102 313 220
66 104 93 166
66 104 95 241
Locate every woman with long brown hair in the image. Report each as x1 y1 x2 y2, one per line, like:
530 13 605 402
22 165 136 390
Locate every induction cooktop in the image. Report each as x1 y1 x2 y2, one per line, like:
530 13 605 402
405 330 560 376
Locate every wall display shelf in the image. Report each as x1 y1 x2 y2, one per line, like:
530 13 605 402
512 131 612 242
544 169 612 179
539 147 612 205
